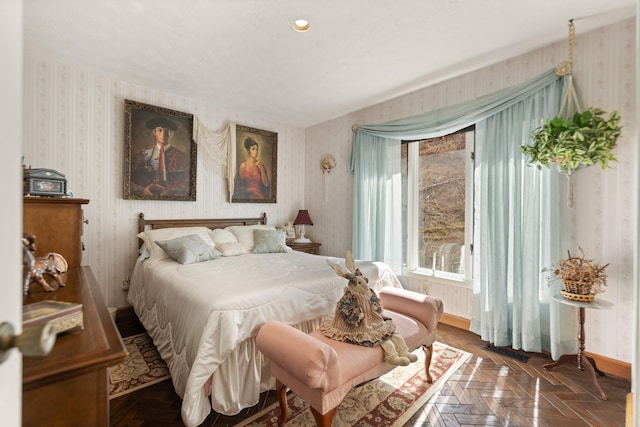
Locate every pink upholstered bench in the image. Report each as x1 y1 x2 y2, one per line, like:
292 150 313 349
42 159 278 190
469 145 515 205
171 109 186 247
256 287 443 427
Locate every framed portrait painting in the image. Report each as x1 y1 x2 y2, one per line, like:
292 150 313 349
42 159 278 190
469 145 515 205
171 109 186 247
232 124 277 203
124 99 197 201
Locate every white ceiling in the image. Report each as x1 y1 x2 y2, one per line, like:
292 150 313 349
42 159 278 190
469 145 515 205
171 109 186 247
24 0 636 128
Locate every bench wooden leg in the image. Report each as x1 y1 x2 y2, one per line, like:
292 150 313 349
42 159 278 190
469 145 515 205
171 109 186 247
310 406 337 427
423 344 434 383
276 378 336 427
275 380 289 426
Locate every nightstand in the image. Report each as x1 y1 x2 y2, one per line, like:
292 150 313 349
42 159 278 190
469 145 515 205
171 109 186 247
288 241 321 255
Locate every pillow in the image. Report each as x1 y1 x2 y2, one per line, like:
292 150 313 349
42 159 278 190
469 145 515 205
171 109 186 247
155 234 220 264
252 229 287 254
225 224 276 251
208 228 238 246
217 241 248 257
137 242 151 262
137 227 216 260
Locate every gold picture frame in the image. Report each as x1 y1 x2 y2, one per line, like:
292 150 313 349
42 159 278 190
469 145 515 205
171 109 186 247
124 100 197 201
231 124 277 203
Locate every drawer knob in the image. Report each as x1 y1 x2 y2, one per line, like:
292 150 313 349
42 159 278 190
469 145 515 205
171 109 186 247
0 321 56 364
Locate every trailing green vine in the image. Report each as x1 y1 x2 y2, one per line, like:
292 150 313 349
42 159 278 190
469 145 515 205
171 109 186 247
522 107 622 173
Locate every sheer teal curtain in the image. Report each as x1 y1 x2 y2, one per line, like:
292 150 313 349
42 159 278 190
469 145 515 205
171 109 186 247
472 84 576 358
350 133 403 273
349 69 576 358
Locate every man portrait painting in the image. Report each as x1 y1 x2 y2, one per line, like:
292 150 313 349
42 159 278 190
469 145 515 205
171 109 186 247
124 100 196 201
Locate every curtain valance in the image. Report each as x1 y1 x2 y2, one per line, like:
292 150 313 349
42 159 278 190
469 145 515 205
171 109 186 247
349 69 562 173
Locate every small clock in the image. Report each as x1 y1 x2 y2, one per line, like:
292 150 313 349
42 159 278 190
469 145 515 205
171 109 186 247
23 168 67 197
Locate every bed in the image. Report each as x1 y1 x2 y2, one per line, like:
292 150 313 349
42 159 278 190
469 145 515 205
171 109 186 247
128 213 403 427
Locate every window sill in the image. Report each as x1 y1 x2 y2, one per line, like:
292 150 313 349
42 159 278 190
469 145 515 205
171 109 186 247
401 269 473 289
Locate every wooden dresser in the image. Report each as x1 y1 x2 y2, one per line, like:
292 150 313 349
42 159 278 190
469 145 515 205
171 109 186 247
23 197 89 267
22 266 127 427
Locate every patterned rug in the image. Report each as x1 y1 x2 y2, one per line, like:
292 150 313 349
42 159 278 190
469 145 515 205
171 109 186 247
108 332 171 399
235 341 471 427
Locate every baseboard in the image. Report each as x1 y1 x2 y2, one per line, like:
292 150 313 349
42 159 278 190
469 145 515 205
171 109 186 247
585 351 631 379
439 312 631 380
440 312 471 330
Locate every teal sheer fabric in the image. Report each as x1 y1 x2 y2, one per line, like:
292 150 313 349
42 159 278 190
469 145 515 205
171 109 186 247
349 69 576 359
472 80 576 359
348 69 561 146
351 133 403 273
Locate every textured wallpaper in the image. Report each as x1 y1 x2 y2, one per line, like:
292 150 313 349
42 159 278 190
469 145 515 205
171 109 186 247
304 18 636 363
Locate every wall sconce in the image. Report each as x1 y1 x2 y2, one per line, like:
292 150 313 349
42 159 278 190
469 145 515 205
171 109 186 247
293 210 313 243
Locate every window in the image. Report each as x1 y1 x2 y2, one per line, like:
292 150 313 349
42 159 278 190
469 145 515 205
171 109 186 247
401 127 474 283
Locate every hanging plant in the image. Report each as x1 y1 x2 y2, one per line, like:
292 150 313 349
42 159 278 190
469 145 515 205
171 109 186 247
520 20 623 208
521 107 622 173
521 106 622 208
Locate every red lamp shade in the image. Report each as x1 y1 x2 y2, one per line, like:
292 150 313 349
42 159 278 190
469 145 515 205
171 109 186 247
292 210 313 243
293 210 313 226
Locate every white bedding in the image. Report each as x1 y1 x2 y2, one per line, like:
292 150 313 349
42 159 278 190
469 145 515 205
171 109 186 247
127 247 401 427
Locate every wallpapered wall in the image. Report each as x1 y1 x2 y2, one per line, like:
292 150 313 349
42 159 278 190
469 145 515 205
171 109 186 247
22 61 307 309
304 18 636 363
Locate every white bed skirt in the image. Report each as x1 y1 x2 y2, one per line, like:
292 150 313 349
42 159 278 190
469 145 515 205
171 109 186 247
133 294 326 426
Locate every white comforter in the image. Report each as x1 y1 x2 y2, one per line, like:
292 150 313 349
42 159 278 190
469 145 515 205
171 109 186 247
127 248 401 427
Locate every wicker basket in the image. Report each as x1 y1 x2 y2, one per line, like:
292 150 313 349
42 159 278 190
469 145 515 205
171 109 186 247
561 289 595 302
554 250 608 303
562 278 594 295
561 278 596 302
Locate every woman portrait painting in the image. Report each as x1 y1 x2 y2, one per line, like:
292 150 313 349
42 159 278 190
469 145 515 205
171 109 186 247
232 125 277 203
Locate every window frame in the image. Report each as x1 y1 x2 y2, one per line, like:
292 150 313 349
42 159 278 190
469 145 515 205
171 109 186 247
402 128 475 288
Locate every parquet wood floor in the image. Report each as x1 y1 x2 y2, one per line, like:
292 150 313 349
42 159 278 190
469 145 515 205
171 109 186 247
110 313 629 426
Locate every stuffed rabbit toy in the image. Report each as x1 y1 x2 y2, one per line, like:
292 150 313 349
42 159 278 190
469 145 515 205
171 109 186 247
321 251 417 366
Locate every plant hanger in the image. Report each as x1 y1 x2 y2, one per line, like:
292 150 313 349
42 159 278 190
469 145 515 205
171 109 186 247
556 20 581 208
556 20 583 120
521 19 622 208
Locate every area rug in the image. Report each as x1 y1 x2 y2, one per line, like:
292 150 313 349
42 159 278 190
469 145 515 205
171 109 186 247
108 332 171 399
235 341 471 427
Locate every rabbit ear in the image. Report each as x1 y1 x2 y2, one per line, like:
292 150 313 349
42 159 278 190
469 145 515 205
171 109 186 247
345 250 356 274
326 259 348 277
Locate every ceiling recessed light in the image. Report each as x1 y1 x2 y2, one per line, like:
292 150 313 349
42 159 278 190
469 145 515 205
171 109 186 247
292 19 310 32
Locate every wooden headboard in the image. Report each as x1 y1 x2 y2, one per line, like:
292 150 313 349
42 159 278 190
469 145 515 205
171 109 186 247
137 212 268 235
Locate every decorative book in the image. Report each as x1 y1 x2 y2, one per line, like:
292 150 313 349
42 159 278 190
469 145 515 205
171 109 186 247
23 300 84 334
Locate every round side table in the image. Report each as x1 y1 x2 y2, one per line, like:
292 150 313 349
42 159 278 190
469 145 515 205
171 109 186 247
542 294 613 400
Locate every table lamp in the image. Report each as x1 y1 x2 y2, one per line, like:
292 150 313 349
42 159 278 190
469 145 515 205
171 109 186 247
293 210 313 243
